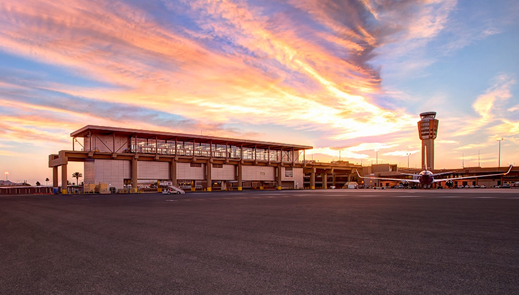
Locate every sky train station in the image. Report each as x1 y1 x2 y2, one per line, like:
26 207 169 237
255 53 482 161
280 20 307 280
48 125 363 194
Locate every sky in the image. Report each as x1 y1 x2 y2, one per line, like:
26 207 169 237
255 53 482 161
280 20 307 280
0 0 518 185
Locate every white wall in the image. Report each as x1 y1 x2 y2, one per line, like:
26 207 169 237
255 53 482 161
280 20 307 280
293 168 304 189
92 159 131 189
281 167 303 188
211 164 235 180
177 162 205 180
138 161 169 180
84 160 95 184
242 166 275 181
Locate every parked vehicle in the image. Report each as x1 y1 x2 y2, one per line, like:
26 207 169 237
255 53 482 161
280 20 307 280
343 182 358 189
162 186 185 195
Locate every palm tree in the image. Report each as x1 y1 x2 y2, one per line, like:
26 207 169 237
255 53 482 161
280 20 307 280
72 172 83 187
45 178 49 186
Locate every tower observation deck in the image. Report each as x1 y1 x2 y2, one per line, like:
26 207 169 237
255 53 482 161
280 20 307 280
418 112 439 170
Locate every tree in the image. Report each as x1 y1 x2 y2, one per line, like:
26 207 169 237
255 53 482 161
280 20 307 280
36 181 41 186
72 172 82 187
45 178 49 185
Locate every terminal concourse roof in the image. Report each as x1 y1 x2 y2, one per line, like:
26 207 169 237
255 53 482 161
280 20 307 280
71 125 313 150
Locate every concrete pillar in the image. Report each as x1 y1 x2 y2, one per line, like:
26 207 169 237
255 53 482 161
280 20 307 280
332 173 336 187
322 173 327 189
206 162 212 192
277 164 282 190
131 158 138 193
61 164 68 194
237 162 243 191
310 169 315 189
421 139 435 170
170 159 177 186
53 166 58 188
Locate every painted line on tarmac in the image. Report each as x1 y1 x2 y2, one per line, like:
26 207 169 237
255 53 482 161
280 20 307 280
351 194 378 197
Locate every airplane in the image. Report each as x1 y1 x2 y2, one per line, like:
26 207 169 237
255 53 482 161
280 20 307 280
355 165 513 188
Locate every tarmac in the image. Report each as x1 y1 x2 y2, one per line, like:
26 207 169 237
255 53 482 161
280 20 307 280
1 189 518 294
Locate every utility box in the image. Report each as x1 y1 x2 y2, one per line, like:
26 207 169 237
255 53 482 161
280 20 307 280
96 183 109 194
84 184 96 194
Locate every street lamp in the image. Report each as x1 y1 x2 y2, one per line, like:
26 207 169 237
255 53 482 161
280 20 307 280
4 171 8 181
375 149 379 164
497 138 504 167
406 152 411 168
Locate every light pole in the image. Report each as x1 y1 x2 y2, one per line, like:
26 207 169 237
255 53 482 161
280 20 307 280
375 149 379 164
497 138 504 167
4 171 8 181
406 152 410 168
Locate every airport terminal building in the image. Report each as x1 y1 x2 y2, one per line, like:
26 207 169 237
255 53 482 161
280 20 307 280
49 126 361 193
47 125 518 193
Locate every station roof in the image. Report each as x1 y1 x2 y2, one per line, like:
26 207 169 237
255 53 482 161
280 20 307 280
71 125 313 150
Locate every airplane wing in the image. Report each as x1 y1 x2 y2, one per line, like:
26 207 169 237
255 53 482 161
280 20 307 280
398 173 418 176
355 170 420 183
431 171 455 177
432 165 513 183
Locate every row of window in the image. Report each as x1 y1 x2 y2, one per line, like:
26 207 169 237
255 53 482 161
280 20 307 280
127 138 299 161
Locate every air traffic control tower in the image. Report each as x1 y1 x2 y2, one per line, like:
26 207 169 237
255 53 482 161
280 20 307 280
418 112 439 170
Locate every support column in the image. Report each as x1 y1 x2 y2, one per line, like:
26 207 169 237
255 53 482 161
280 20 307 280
131 158 138 193
206 162 212 192
322 173 327 189
61 164 68 194
332 173 336 187
237 162 243 191
310 169 315 190
53 166 59 188
170 158 177 187
277 164 282 190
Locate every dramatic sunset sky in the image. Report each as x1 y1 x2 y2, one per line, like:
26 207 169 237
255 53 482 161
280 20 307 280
1 0 518 184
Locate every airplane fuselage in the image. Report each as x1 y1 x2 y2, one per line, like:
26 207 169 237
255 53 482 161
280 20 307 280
418 170 434 185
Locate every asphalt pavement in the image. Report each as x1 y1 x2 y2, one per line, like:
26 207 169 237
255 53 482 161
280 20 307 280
1 189 518 294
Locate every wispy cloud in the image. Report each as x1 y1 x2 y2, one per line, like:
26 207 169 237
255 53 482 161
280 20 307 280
0 0 449 144
455 74 516 136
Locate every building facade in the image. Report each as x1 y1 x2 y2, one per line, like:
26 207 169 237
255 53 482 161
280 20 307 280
50 126 356 193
